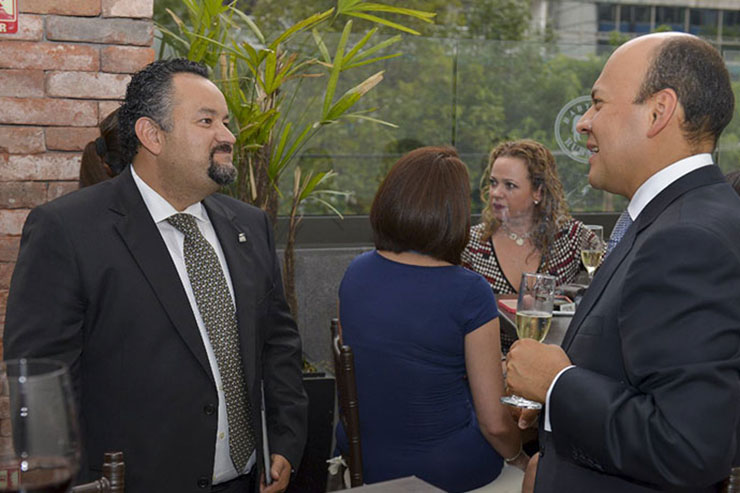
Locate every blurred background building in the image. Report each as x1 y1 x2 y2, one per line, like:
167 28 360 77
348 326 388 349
534 0 740 50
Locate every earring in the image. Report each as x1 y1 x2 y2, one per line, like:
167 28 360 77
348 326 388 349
534 200 539 205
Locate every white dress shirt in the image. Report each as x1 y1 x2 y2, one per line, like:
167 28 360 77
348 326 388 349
131 167 255 483
544 153 714 432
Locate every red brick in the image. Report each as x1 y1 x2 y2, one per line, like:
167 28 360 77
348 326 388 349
99 101 121 122
47 71 130 99
4 153 80 181
0 414 9 436
0 262 12 289
0 237 19 262
18 0 100 16
0 127 44 154
101 46 154 74
0 98 97 126
0 14 43 41
0 182 47 208
47 16 153 46
0 396 9 419
102 0 152 19
0 210 29 235
0 69 43 98
0 41 98 71
46 126 100 151
0 289 6 325
47 181 79 201
20 0 100 16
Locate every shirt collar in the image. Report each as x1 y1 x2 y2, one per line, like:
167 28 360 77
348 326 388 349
627 153 713 220
131 166 207 224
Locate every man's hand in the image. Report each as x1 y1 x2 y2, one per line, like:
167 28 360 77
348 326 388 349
506 339 571 403
518 408 540 430
260 454 292 493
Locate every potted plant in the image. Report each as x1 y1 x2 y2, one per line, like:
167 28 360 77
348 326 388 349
157 0 434 317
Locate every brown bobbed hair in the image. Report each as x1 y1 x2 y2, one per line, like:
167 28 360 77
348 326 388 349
479 139 570 259
80 109 124 187
370 146 471 265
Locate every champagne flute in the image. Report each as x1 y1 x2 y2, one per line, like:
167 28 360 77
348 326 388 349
500 272 556 410
0 359 80 493
581 225 604 281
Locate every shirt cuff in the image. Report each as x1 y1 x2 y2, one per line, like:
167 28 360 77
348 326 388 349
544 365 575 432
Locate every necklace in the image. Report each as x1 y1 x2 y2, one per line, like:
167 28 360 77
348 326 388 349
500 223 533 247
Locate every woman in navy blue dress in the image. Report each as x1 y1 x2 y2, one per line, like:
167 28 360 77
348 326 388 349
337 147 528 492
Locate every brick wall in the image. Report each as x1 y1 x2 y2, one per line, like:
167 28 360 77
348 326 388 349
0 0 155 355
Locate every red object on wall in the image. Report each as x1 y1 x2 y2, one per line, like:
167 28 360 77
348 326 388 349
0 0 18 34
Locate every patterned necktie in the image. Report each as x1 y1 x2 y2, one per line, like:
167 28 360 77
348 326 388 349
167 213 255 471
604 210 634 259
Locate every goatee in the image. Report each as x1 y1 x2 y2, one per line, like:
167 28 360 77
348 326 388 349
208 144 237 186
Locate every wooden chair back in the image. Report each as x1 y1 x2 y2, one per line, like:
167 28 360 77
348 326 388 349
331 318 363 487
71 451 125 493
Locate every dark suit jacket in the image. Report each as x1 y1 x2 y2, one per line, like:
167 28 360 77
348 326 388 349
4 167 308 492
535 165 740 492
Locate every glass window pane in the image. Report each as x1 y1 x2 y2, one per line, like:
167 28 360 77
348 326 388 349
270 37 740 216
597 3 617 32
619 5 651 33
724 11 740 40
655 6 686 32
689 9 719 36
718 49 740 176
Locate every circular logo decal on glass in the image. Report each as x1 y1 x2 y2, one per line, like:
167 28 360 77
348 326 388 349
554 95 591 164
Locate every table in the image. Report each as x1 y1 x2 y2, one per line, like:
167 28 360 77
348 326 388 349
497 295 572 347
334 476 444 492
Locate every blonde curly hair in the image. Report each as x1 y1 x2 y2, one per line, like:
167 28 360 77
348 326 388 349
479 139 571 262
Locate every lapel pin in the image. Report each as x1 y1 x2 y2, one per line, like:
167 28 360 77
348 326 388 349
238 232 247 243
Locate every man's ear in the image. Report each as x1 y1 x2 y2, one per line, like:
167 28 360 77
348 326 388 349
134 117 164 155
646 88 678 139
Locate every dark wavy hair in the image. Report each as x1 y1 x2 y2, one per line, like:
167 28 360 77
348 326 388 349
478 139 570 264
370 146 471 265
118 58 209 165
634 35 734 150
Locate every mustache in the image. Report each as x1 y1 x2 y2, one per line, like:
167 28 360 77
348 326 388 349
210 144 233 156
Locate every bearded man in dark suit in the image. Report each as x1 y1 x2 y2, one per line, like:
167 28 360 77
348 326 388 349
4 59 308 493
506 33 740 492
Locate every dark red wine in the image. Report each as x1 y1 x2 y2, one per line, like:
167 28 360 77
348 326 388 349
0 458 74 493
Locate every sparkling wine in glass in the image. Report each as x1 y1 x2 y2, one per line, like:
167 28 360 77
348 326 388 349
0 359 80 493
501 272 556 410
581 225 605 281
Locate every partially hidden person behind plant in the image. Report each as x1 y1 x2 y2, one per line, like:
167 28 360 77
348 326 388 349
79 108 126 187
4 58 308 493
462 139 598 352
336 146 528 492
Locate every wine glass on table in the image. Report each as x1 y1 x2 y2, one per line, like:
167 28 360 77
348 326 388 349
581 225 605 281
500 272 556 410
0 359 80 493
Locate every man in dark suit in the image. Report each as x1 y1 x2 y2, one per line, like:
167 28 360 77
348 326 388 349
4 59 308 493
506 33 740 491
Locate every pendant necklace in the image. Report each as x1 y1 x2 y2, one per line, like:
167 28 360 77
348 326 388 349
500 223 532 247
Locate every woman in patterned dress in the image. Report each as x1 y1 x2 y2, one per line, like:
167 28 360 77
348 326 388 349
462 140 597 350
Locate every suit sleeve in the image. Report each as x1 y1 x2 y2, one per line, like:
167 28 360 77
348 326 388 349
549 224 740 488
4 206 85 384
259 211 308 470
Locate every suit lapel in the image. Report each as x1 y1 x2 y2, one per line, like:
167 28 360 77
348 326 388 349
110 167 213 379
561 165 725 351
203 196 258 392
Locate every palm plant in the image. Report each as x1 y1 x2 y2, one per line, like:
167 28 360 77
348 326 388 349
157 0 434 316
